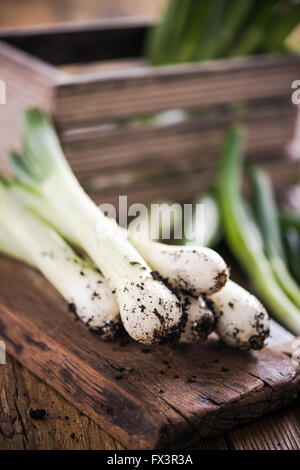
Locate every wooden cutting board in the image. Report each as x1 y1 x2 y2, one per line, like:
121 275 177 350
0 255 299 450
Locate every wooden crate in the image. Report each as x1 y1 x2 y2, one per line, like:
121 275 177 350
0 18 299 204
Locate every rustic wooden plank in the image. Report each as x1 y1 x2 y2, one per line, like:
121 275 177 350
0 355 125 450
54 54 300 124
0 316 298 450
83 158 298 210
58 59 144 75
0 354 228 450
60 101 296 176
226 400 300 450
1 354 299 450
194 435 229 450
0 256 299 450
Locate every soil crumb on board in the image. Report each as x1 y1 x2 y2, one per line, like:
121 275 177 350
29 408 46 420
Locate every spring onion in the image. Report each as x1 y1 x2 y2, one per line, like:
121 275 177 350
0 225 28 264
127 200 183 242
210 280 269 350
216 0 254 58
146 0 300 65
196 0 227 61
250 166 300 310
146 0 194 65
126 199 229 295
9 109 185 345
229 0 281 57
262 2 300 53
11 108 229 298
280 210 300 232
182 180 270 350
179 294 215 344
129 237 229 297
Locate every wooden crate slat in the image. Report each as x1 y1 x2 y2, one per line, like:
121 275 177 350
54 55 300 125
61 105 296 177
85 158 298 209
0 40 59 166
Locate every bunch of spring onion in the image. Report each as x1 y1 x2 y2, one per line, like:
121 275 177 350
180 189 270 348
186 126 300 336
126 196 270 349
147 0 300 65
0 108 238 346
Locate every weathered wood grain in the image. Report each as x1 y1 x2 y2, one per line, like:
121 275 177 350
1 355 299 450
0 355 125 450
54 55 300 125
226 401 300 450
85 157 298 210
61 101 295 177
0 256 299 450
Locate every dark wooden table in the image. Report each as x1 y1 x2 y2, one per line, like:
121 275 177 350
1 353 300 450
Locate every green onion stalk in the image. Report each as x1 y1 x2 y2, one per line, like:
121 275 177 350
229 0 282 57
262 2 300 53
250 166 300 310
280 210 300 232
146 0 300 65
217 126 300 334
284 227 300 285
